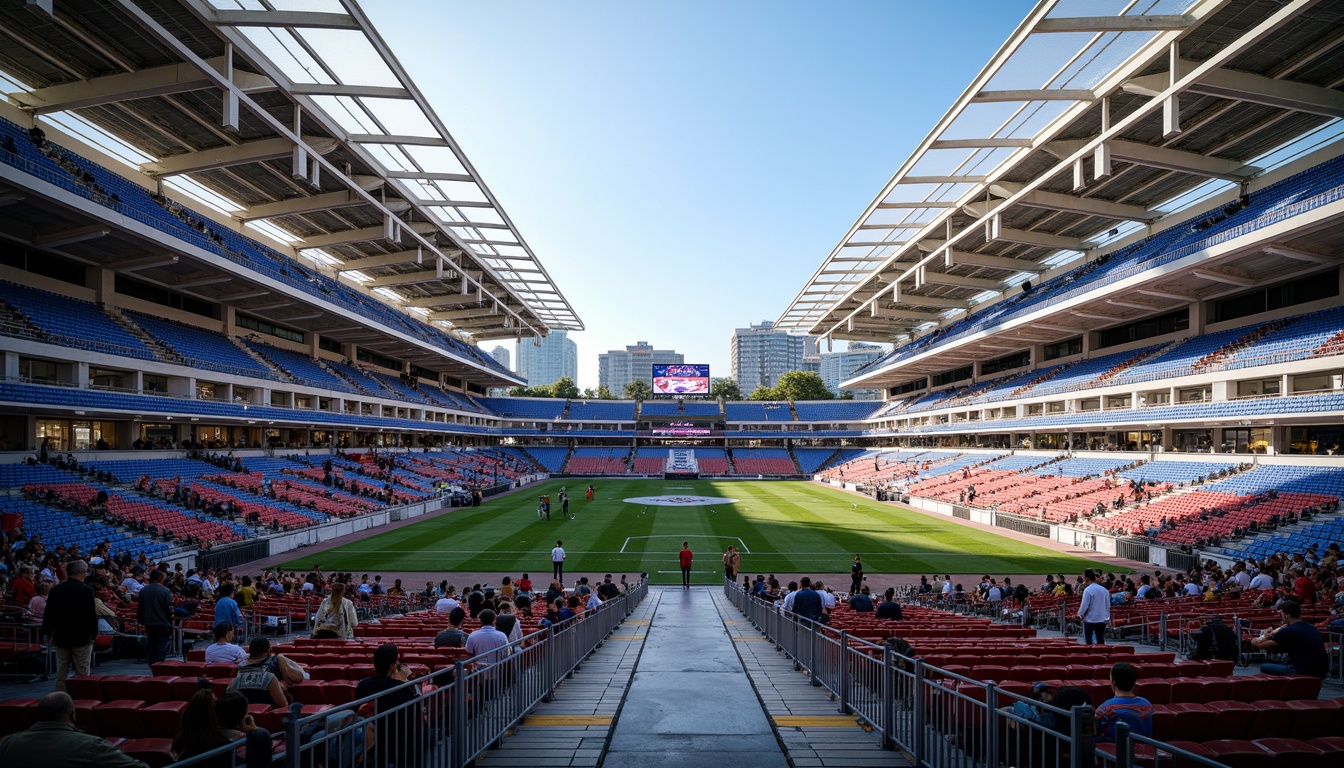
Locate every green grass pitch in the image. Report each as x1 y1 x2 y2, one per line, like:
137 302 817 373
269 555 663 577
280 479 1120 585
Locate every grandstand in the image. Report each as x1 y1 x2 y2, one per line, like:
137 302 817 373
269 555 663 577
2 1 1344 767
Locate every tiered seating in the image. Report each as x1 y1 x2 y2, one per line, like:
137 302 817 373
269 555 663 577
680 401 723 417
326 362 397 396
370 372 432 404
1116 461 1240 486
564 447 629 474
725 402 769 421
566 401 636 421
0 281 157 361
637 401 682 417
793 448 841 474
523 447 569 473
2 498 168 560
633 447 671 474
693 447 729 475
25 483 245 548
206 472 377 518
478 397 567 419
242 341 354 393
126 312 280 381
793 400 881 421
730 448 797 475
1213 515 1344 560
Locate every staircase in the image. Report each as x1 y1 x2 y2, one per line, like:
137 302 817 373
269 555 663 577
560 400 572 419
0 297 46 342
787 400 799 420
229 337 295 382
1194 318 1299 373
1316 329 1344 358
1011 364 1068 397
105 307 181 364
1096 341 1179 385
725 450 738 475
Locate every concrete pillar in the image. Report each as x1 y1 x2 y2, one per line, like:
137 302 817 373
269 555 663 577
170 376 194 398
88 267 115 306
3 351 19 380
222 305 236 335
343 344 357 363
1189 302 1206 336
132 371 143 393
1081 332 1092 357
307 332 320 359
1280 374 1290 397
1131 391 1140 409
1212 381 1228 402
76 362 89 388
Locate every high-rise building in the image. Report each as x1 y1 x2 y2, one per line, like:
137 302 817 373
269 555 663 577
820 342 884 400
731 320 812 394
488 345 511 372
598 341 683 395
515 330 577 389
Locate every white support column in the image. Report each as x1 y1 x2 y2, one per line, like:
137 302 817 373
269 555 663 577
3 351 19 380
75 362 89 388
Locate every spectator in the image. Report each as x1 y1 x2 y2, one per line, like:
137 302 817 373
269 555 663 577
171 688 230 766
1095 662 1153 743
790 577 823 624
137 569 174 667
213 691 265 744
203 622 248 666
849 585 874 612
497 603 524 643
850 555 863 594
466 609 510 663
313 581 358 639
875 588 903 620
228 638 288 707
1187 616 1239 662
41 559 96 691
551 540 566 585
213 582 242 629
678 541 693 589
434 607 468 648
25 582 49 621
1251 600 1328 678
0 691 149 768
434 586 460 614
597 574 620 601
1076 569 1110 645
354 644 419 768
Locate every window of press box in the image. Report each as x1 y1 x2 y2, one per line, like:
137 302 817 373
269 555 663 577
318 336 343 354
1043 337 1082 361
1212 267 1339 323
1095 308 1189 350
237 313 303 343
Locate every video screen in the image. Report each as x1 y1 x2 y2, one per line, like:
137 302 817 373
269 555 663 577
652 364 710 395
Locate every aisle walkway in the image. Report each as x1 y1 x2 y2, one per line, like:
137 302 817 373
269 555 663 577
602 588 790 768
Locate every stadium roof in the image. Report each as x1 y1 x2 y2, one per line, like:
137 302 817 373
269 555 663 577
0 0 581 343
780 0 1344 346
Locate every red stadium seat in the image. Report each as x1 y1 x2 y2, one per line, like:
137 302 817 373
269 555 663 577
0 698 38 735
101 676 149 701
64 675 105 700
290 680 328 705
1164 703 1214 742
121 737 176 768
138 677 177 703
1286 699 1342 740
93 700 146 739
140 701 187 738
1248 700 1295 738
1252 738 1325 768
1203 701 1257 740
1280 674 1323 701
324 679 359 704
1202 740 1269 768
1306 736 1344 753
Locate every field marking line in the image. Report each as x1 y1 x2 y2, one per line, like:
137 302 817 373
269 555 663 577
310 549 1026 557
620 534 750 554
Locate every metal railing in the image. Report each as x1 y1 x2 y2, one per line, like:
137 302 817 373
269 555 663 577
164 579 647 768
723 581 1239 768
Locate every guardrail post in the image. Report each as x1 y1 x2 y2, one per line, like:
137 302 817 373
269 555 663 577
880 643 895 751
912 660 926 766
283 702 301 768
1069 704 1096 768
809 620 821 687
451 660 467 768
986 681 1000 768
1159 613 1167 651
1115 721 1133 768
542 625 556 703
837 631 849 713
1059 606 1067 636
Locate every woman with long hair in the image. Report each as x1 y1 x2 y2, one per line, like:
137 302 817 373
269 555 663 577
172 688 228 764
313 580 358 639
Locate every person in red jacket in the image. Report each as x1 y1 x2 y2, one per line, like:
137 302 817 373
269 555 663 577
679 542 693 589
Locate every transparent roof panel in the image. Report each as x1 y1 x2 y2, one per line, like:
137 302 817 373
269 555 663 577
297 29 401 88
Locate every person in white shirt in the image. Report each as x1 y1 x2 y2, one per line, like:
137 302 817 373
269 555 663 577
585 592 601 612
1249 570 1276 591
120 573 144 596
203 622 249 665
1182 579 1202 597
435 587 460 614
1076 570 1111 645
464 610 510 666
1231 568 1251 589
551 541 566 585
942 576 954 600
781 581 800 613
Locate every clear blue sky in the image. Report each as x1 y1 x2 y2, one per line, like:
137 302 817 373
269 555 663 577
366 1 1036 389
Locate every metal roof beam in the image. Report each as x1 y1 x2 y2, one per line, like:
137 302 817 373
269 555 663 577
441 221 511 230
1262 245 1332 264
1014 189 1162 222
347 134 449 147
972 89 1094 103
427 307 500 321
298 221 435 250
288 83 411 99
946 251 1049 272
33 224 109 247
236 190 368 222
364 270 448 288
992 226 1088 251
869 306 943 321
1035 15 1195 33
1124 64 1344 119
903 175 988 184
11 57 273 114
1192 267 1257 287
919 272 1005 291
1047 139 1257 180
142 136 336 175
206 9 359 29
411 199 495 208
897 295 970 309
386 171 473 182
929 138 1034 149
337 250 452 272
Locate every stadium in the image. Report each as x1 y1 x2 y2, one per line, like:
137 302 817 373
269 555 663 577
0 1 1341 767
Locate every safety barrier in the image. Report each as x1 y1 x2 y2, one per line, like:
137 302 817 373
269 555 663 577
723 581 1240 768
164 579 648 768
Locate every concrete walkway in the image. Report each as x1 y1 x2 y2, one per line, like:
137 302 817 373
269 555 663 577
601 588 790 768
